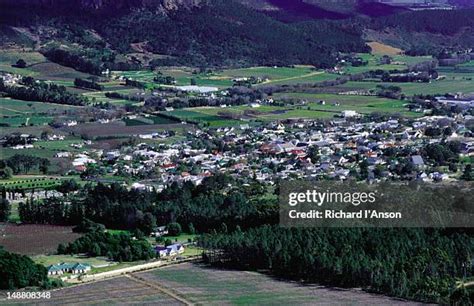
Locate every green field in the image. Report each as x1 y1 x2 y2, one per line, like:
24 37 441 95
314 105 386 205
164 109 242 127
274 93 417 116
33 254 112 268
338 79 474 96
0 176 65 190
341 54 433 75
0 97 81 127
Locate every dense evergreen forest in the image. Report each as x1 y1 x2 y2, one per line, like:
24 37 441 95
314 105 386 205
199 226 474 303
0 247 54 290
18 174 277 233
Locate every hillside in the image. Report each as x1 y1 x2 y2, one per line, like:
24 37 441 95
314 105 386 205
0 0 368 68
1 0 474 70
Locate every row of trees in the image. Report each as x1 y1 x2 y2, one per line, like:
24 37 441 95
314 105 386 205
16 174 277 233
42 48 102 75
0 77 87 106
74 78 103 90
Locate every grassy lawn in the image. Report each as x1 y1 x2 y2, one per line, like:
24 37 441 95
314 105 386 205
33 254 112 267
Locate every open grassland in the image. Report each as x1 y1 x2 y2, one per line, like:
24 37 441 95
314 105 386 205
0 223 81 256
0 51 91 81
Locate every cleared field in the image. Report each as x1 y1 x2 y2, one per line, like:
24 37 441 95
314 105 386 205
0 223 81 256
16 263 421 305
132 263 418 305
368 42 402 56
28 276 182 305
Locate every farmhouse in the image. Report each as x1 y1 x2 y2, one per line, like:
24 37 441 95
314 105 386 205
47 262 91 275
155 243 185 257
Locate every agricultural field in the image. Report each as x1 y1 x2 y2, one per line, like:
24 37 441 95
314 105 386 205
0 98 80 127
123 115 179 126
11 263 421 305
65 121 187 138
131 263 419 305
164 109 243 127
21 275 183 305
273 93 417 117
341 53 432 75
0 223 81 256
0 176 65 190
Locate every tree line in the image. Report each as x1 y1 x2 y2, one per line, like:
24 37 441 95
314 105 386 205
0 77 87 106
16 174 277 234
199 226 474 304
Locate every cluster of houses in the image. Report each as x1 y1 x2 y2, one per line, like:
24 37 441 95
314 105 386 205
43 110 472 188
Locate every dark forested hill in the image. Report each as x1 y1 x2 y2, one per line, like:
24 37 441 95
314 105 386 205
0 0 368 68
1 0 474 68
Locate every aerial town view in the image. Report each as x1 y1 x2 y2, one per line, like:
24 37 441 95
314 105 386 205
0 0 473 304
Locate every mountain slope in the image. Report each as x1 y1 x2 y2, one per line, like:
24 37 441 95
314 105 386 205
0 0 368 68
